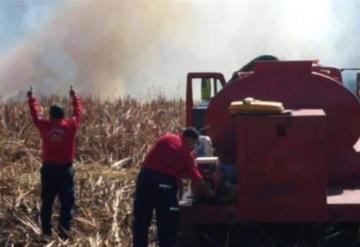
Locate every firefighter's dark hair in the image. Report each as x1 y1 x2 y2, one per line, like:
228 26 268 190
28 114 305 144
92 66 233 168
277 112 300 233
182 127 200 141
50 104 65 119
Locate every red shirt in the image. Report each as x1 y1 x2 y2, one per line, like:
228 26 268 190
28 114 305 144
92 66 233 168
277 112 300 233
142 133 202 181
28 95 83 164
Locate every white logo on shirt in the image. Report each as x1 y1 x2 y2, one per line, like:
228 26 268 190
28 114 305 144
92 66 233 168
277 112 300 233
48 128 65 142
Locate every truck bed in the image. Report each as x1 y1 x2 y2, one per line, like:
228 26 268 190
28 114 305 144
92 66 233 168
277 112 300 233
180 189 360 223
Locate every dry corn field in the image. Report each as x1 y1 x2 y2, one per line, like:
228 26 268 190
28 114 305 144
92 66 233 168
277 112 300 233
0 95 185 246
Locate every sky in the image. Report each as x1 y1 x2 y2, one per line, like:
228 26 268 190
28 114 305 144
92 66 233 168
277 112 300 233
0 1 60 51
0 0 360 98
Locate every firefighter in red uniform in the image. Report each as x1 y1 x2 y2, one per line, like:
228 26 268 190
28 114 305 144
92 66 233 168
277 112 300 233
132 127 211 247
27 86 83 239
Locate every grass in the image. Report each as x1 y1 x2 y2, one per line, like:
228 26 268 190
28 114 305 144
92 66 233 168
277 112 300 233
0 95 185 246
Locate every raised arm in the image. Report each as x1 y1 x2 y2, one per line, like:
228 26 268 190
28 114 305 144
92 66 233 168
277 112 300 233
69 86 83 127
27 87 44 128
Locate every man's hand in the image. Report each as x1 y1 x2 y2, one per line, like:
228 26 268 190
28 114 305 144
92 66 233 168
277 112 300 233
69 85 76 97
27 86 34 98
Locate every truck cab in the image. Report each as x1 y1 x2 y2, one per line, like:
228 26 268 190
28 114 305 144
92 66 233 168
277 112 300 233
186 72 225 131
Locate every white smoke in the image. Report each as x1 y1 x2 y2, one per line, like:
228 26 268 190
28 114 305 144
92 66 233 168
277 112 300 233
0 0 359 98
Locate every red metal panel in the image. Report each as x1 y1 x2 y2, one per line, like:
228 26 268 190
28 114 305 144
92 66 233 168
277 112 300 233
312 66 343 82
206 61 360 185
235 110 327 222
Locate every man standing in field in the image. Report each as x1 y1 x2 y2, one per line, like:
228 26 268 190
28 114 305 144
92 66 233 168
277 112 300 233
132 127 211 247
27 86 83 239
